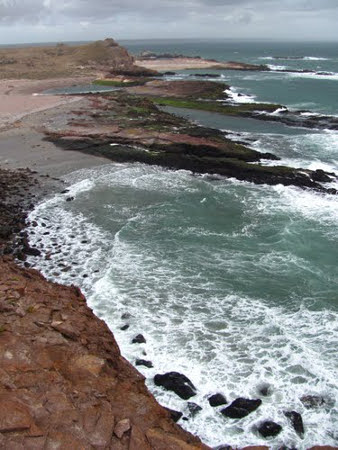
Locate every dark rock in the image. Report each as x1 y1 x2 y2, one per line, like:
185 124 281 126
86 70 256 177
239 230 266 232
221 398 262 419
164 407 183 423
163 71 176 76
311 169 333 183
191 73 221 78
23 246 41 257
66 197 74 202
257 420 282 438
208 393 227 407
300 395 326 409
154 372 197 400
187 402 202 417
61 189 70 194
135 359 153 368
284 411 304 437
132 334 146 344
120 324 130 331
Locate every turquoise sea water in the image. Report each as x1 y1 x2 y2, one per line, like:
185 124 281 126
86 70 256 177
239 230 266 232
27 40 338 448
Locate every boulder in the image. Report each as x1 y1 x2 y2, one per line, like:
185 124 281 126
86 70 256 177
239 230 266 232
208 393 227 407
135 359 153 368
284 411 304 437
257 421 282 438
221 398 262 419
154 372 197 400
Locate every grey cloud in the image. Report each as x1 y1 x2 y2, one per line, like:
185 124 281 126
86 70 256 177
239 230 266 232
2 0 338 25
0 0 337 42
0 0 48 24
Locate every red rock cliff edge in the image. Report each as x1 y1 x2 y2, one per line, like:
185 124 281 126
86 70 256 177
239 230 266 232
0 258 209 449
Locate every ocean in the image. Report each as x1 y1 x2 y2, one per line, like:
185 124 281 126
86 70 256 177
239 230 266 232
26 40 338 448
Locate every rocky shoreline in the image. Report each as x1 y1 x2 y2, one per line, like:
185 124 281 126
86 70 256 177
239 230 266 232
40 86 338 195
0 169 211 449
1 167 335 450
1 38 337 448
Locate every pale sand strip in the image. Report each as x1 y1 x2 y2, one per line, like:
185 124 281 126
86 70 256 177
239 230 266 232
0 78 111 176
0 78 94 130
135 58 225 71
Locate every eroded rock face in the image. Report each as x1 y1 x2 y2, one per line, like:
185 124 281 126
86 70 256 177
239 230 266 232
154 372 197 400
0 258 208 449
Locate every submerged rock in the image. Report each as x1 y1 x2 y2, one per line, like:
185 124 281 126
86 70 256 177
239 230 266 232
257 383 272 397
284 411 304 437
154 372 197 400
131 334 146 344
187 402 203 417
257 421 282 438
208 393 227 407
221 398 262 419
300 395 326 409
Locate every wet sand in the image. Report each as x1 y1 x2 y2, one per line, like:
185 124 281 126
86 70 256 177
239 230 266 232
0 79 111 177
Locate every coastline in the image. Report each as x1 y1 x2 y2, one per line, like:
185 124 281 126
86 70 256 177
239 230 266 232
0 80 210 449
0 78 112 176
1 56 337 446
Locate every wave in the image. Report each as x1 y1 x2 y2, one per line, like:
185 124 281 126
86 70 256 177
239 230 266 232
267 64 288 71
25 163 338 449
288 71 338 81
259 56 329 61
224 87 257 104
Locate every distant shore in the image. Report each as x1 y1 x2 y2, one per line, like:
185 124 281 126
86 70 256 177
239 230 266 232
136 57 268 71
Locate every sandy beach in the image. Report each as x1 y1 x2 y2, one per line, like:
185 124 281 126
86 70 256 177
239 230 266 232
135 57 227 71
135 58 267 71
0 78 111 177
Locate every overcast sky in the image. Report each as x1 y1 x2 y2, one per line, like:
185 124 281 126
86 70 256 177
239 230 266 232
0 0 337 44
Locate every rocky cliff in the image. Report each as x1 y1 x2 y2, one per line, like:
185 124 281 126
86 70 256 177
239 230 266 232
0 167 208 449
0 257 209 449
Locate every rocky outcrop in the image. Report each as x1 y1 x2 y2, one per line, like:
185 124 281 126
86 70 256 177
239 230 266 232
0 258 208 449
256 421 282 438
284 411 304 437
43 93 338 194
154 372 197 400
221 398 262 419
208 394 227 407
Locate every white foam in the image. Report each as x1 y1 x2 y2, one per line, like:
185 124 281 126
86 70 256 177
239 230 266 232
24 164 338 449
268 64 288 71
224 87 257 104
303 56 329 61
287 71 338 81
259 56 329 61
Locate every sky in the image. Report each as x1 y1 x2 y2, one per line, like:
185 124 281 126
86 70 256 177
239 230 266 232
0 0 338 44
